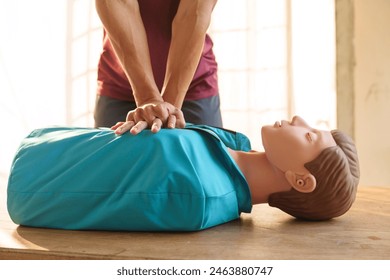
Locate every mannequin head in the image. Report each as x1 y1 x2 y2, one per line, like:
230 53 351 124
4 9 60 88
262 116 359 220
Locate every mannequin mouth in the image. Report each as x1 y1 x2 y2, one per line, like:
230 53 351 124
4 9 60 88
274 120 291 128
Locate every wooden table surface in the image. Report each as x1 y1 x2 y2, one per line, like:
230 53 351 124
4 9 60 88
1 186 389 260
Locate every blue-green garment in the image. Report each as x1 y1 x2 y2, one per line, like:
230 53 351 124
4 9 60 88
7 125 252 231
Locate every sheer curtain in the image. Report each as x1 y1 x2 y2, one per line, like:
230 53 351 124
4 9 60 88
0 0 335 185
0 1 68 186
209 0 336 149
64 0 336 150
65 0 102 126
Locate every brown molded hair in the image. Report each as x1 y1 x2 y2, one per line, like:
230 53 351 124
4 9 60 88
268 130 360 220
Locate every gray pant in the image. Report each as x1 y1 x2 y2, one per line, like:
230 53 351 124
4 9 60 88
94 95 223 128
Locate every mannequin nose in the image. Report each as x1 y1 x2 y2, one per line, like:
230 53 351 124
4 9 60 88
291 116 310 128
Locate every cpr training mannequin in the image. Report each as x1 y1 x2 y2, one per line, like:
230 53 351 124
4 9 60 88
7 116 359 231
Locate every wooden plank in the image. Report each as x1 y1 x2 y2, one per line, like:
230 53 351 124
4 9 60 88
1 186 389 260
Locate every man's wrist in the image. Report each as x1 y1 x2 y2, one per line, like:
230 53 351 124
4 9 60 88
134 93 164 107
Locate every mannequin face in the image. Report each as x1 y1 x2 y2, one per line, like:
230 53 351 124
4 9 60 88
261 116 337 174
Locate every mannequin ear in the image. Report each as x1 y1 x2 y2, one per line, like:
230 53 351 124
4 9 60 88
284 170 316 193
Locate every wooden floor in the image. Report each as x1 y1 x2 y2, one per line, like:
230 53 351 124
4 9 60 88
1 186 389 260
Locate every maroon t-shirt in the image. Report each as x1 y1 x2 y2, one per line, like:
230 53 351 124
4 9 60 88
97 0 219 101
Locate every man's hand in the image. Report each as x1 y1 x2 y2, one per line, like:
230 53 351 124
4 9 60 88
111 102 186 135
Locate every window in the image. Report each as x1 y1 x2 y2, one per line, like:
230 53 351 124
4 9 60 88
65 0 102 126
65 0 336 149
209 0 336 149
0 0 336 184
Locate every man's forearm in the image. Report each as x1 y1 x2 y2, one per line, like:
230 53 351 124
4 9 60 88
95 0 162 106
161 0 217 108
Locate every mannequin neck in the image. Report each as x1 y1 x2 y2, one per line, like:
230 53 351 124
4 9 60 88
228 149 292 204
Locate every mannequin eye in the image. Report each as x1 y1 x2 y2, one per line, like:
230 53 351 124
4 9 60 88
306 132 313 142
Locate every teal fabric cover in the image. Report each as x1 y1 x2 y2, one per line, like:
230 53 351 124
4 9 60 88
7 125 252 231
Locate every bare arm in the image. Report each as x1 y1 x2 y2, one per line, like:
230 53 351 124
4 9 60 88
95 0 162 106
96 0 216 134
162 0 218 108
